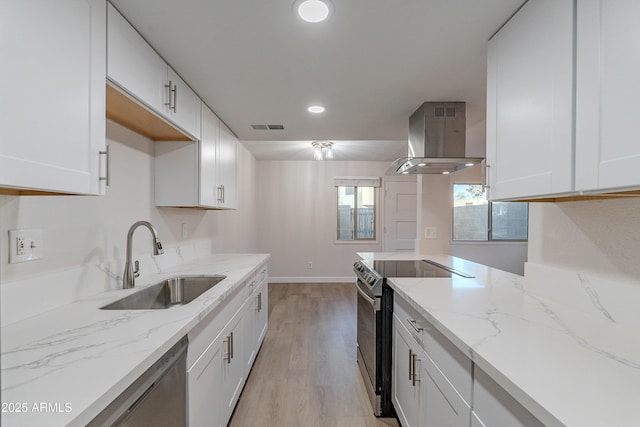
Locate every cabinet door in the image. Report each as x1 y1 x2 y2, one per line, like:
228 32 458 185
486 0 574 200
420 353 470 427
254 276 268 349
393 316 421 427
242 287 257 374
220 309 246 423
107 3 166 114
1 0 106 195
188 335 225 427
473 367 544 427
167 67 201 140
575 0 640 191
217 121 238 209
199 105 220 207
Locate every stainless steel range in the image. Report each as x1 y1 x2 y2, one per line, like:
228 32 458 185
353 259 474 417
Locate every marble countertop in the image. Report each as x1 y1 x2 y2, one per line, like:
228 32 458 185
1 253 269 427
359 252 640 427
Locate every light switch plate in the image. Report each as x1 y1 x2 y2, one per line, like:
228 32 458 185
424 226 437 239
9 229 43 264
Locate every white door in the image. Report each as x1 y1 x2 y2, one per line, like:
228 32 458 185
383 180 417 252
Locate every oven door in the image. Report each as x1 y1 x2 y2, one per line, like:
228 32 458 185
355 277 381 415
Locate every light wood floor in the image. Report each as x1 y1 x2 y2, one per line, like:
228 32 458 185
229 283 400 427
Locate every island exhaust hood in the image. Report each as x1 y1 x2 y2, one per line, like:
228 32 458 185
389 102 483 175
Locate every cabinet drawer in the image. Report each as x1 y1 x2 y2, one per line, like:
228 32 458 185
247 263 268 297
187 283 244 369
394 296 472 404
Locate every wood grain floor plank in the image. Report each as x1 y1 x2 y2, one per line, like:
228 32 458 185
229 283 398 427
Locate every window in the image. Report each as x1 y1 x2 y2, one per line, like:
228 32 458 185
337 186 376 241
452 184 528 241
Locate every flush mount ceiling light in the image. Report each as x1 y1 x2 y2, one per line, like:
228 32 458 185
307 105 325 114
312 141 334 160
294 0 333 23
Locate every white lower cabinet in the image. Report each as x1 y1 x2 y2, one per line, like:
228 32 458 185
393 301 471 427
254 272 268 351
188 330 225 427
472 367 543 427
393 318 421 427
187 263 268 427
393 293 543 427
220 309 246 423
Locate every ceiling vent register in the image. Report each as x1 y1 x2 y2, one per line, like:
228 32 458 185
251 124 285 130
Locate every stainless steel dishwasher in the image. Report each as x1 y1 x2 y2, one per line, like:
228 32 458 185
88 336 188 427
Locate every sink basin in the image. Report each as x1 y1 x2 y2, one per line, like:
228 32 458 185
101 275 226 310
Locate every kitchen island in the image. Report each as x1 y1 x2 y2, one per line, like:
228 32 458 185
1 251 269 426
359 252 640 426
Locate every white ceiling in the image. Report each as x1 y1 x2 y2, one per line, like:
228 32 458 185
109 0 525 161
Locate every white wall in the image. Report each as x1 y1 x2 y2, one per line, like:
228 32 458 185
256 160 389 281
0 120 258 285
415 174 452 254
528 198 640 284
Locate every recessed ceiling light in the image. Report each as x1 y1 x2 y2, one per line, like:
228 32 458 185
295 0 333 23
442 171 451 175
418 163 427 167
465 162 475 167
308 105 325 114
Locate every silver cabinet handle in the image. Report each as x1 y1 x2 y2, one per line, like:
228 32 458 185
172 83 177 113
409 349 413 381
217 185 224 203
407 319 423 333
221 184 225 203
224 333 233 364
99 145 110 186
411 352 420 386
164 80 173 110
257 292 262 312
481 159 490 193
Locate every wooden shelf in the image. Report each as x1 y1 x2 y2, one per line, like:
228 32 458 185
106 84 192 142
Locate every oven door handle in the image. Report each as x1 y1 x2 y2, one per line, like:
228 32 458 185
356 280 380 311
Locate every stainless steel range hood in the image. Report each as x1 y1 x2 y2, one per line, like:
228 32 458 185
389 102 483 175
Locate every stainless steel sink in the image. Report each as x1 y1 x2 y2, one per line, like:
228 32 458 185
101 275 226 310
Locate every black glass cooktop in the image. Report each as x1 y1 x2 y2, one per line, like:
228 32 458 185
372 260 473 279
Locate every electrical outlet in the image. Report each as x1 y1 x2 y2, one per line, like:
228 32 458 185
307 261 313 269
9 229 43 264
181 223 188 240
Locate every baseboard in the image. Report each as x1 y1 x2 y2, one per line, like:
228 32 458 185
268 277 354 283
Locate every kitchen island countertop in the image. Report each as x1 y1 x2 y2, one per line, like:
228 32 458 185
359 252 640 427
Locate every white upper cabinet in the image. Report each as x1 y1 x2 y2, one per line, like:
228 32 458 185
107 3 200 140
217 121 239 210
575 0 640 192
155 103 238 209
488 0 640 200
486 0 574 201
0 0 107 195
167 67 201 140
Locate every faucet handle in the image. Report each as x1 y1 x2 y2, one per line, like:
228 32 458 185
134 260 140 278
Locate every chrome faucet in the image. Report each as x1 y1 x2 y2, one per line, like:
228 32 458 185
123 221 164 289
